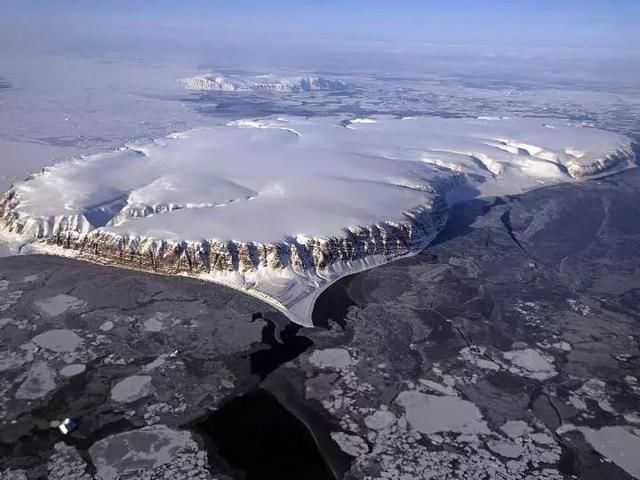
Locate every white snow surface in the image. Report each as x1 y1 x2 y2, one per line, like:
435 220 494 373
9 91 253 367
180 73 349 93
1 116 636 325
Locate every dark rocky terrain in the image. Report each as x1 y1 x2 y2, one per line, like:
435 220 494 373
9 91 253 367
1 168 639 480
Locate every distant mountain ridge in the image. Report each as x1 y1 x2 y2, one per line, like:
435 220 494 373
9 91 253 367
180 73 349 93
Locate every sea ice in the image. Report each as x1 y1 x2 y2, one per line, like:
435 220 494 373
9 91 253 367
487 440 524 459
15 361 57 400
330 432 369 457
32 329 83 353
143 316 165 332
35 295 86 317
501 420 532 439
308 348 354 370
110 375 153 403
364 409 396 431
0 351 25 372
59 364 86 378
395 390 489 435
88 425 194 480
503 348 557 381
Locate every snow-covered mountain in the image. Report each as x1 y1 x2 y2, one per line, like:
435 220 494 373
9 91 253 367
180 73 349 93
0 116 635 325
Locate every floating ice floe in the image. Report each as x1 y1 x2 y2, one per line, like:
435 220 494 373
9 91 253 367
34 294 86 317
59 364 86 378
0 116 635 325
364 408 396 431
330 432 370 457
309 348 354 371
395 390 490 435
503 348 557 381
110 375 153 403
32 329 83 353
88 425 195 480
568 378 614 413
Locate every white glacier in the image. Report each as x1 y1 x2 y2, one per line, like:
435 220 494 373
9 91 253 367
0 116 636 325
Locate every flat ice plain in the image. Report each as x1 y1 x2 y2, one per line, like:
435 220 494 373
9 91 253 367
0 116 636 324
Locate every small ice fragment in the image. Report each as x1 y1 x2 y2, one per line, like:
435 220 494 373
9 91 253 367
99 321 114 331
59 364 86 378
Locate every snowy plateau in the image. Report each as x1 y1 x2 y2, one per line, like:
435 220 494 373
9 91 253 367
180 73 349 93
0 116 636 325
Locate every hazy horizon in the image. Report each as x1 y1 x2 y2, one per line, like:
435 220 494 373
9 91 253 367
2 0 639 58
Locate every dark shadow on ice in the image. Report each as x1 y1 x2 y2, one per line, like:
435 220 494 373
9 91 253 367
81 194 129 227
428 197 505 248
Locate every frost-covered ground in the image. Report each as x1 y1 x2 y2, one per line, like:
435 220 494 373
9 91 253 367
1 116 635 325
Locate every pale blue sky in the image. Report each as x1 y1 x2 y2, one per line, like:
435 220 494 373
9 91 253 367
3 0 639 49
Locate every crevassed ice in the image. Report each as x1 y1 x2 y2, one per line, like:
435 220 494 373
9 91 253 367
0 116 636 325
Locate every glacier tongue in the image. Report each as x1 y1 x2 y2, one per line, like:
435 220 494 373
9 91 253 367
0 116 636 325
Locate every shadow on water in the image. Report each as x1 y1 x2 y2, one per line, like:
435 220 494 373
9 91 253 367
249 315 313 379
311 274 358 329
196 389 336 480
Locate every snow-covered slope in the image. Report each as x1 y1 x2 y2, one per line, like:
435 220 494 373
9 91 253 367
180 74 349 93
0 117 635 324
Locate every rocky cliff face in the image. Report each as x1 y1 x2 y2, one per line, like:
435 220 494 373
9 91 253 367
1 141 636 284
0 187 449 281
180 74 349 93
565 144 637 178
